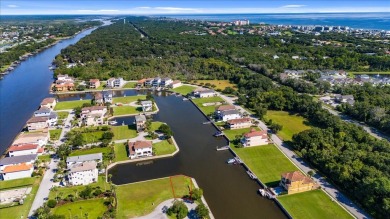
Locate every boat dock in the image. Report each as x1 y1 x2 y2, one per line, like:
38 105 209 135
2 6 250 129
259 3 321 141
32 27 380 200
247 170 257 179
213 131 224 137
216 145 230 151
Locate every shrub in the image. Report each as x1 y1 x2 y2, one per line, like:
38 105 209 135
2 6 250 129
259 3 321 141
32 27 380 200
195 203 209 218
191 188 203 201
47 199 57 208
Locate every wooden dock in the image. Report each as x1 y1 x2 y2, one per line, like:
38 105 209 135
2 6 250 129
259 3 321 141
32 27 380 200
216 145 230 151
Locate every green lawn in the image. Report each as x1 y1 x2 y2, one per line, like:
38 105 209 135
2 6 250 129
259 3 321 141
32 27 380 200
111 125 137 140
223 127 260 141
49 176 109 200
114 143 128 162
192 96 225 115
232 144 299 187
150 121 164 132
57 111 69 120
192 80 237 90
81 131 104 144
116 175 193 218
70 147 110 157
265 111 311 141
54 99 91 110
112 95 146 104
278 190 352 219
112 106 141 116
0 177 36 190
123 81 137 88
170 85 195 95
52 198 107 219
49 129 62 141
38 154 51 163
153 140 176 156
0 177 41 219
349 71 390 75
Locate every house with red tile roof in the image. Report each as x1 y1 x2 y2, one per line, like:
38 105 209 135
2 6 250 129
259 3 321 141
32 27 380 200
89 79 100 89
280 171 319 194
170 80 182 89
8 144 39 157
128 141 153 159
227 118 252 129
0 163 34 181
241 129 269 147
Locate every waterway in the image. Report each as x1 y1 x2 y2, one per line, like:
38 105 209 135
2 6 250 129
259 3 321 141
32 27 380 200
0 27 98 155
108 93 287 219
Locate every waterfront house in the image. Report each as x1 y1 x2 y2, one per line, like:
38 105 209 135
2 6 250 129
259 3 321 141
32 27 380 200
89 79 100 89
137 79 147 87
144 78 154 86
227 118 252 129
55 82 75 91
27 116 49 131
160 78 173 87
12 131 49 147
170 80 182 89
40 98 57 109
194 89 216 98
241 129 269 147
152 77 161 87
66 153 103 166
128 141 153 159
141 101 153 112
8 144 39 157
106 78 115 88
218 109 241 122
57 74 74 82
80 106 107 126
215 105 236 116
93 92 104 105
67 161 98 186
103 91 113 104
0 163 34 181
280 171 319 194
135 115 147 132
34 107 52 117
114 78 125 87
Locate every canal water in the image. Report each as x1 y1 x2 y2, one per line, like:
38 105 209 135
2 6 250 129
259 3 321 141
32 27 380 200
0 27 97 155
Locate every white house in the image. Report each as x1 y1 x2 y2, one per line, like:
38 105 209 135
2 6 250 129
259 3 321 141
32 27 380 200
8 144 39 157
0 154 37 171
80 106 107 126
66 153 103 166
241 129 269 147
34 107 52 117
128 141 153 159
219 109 241 122
57 74 74 82
144 78 154 86
335 94 355 105
135 115 147 132
152 77 161 87
1 163 34 181
93 92 104 105
40 98 57 109
114 78 125 87
106 78 115 88
103 91 113 104
141 101 153 112
194 89 216 98
67 161 98 185
215 105 236 115
12 131 49 147
160 78 172 87
26 117 49 131
227 118 252 129
170 80 182 89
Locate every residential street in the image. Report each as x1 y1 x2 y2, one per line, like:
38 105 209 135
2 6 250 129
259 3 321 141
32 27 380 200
217 92 370 219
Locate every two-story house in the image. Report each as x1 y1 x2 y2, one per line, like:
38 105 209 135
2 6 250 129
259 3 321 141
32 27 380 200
67 161 98 186
128 141 153 159
141 101 153 112
218 109 241 122
160 78 172 87
135 115 147 132
227 118 252 129
241 129 269 147
89 79 100 89
280 171 319 194
194 89 216 98
80 106 107 126
114 78 125 87
152 77 161 87
40 98 57 109
8 144 39 157
93 92 104 105
106 78 115 88
170 80 182 89
0 154 37 180
66 153 103 166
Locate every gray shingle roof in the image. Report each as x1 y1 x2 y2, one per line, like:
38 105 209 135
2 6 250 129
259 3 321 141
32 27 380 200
0 154 37 166
221 109 240 115
66 153 102 163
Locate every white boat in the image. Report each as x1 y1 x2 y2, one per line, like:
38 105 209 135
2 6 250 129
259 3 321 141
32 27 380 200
109 120 118 125
227 158 235 164
247 171 257 179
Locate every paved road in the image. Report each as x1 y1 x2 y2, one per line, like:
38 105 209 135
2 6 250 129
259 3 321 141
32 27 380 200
322 105 389 141
56 110 75 147
134 199 198 219
216 91 370 219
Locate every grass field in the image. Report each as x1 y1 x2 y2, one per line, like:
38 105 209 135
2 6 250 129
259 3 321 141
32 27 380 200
49 129 62 141
114 143 128 162
192 80 237 90
232 144 299 186
54 99 91 110
112 106 141 116
69 147 110 157
57 111 69 120
153 140 176 156
38 154 51 163
170 85 196 95
111 125 137 140
265 111 311 141
150 121 164 132
116 175 193 218
191 96 226 115
0 177 36 190
123 81 138 88
81 131 104 144
278 190 352 219
223 127 260 141
349 71 390 75
112 95 146 104
52 198 107 219
0 177 41 219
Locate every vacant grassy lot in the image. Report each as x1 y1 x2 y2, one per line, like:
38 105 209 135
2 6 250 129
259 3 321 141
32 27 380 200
349 71 390 75
265 111 311 141
0 177 41 218
150 121 164 132
153 140 176 155
54 99 91 110
52 198 107 219
232 144 299 187
116 175 193 218
57 111 69 120
49 129 62 141
112 95 146 104
192 80 237 90
111 125 137 140
123 81 137 88
192 96 226 115
278 190 352 219
170 85 196 95
114 143 128 162
38 154 51 163
70 147 110 157
112 106 141 116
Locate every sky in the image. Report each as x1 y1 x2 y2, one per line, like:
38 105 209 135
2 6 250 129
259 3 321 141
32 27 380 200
1 0 390 15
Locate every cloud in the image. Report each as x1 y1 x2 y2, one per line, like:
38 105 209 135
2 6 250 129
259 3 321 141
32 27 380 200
281 5 306 8
154 7 199 11
7 4 19 8
136 7 151 9
76 9 119 13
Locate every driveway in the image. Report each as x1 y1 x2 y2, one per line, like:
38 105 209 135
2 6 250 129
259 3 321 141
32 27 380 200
134 199 198 219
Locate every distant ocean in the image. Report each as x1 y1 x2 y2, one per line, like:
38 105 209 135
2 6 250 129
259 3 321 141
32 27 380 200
163 13 390 30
